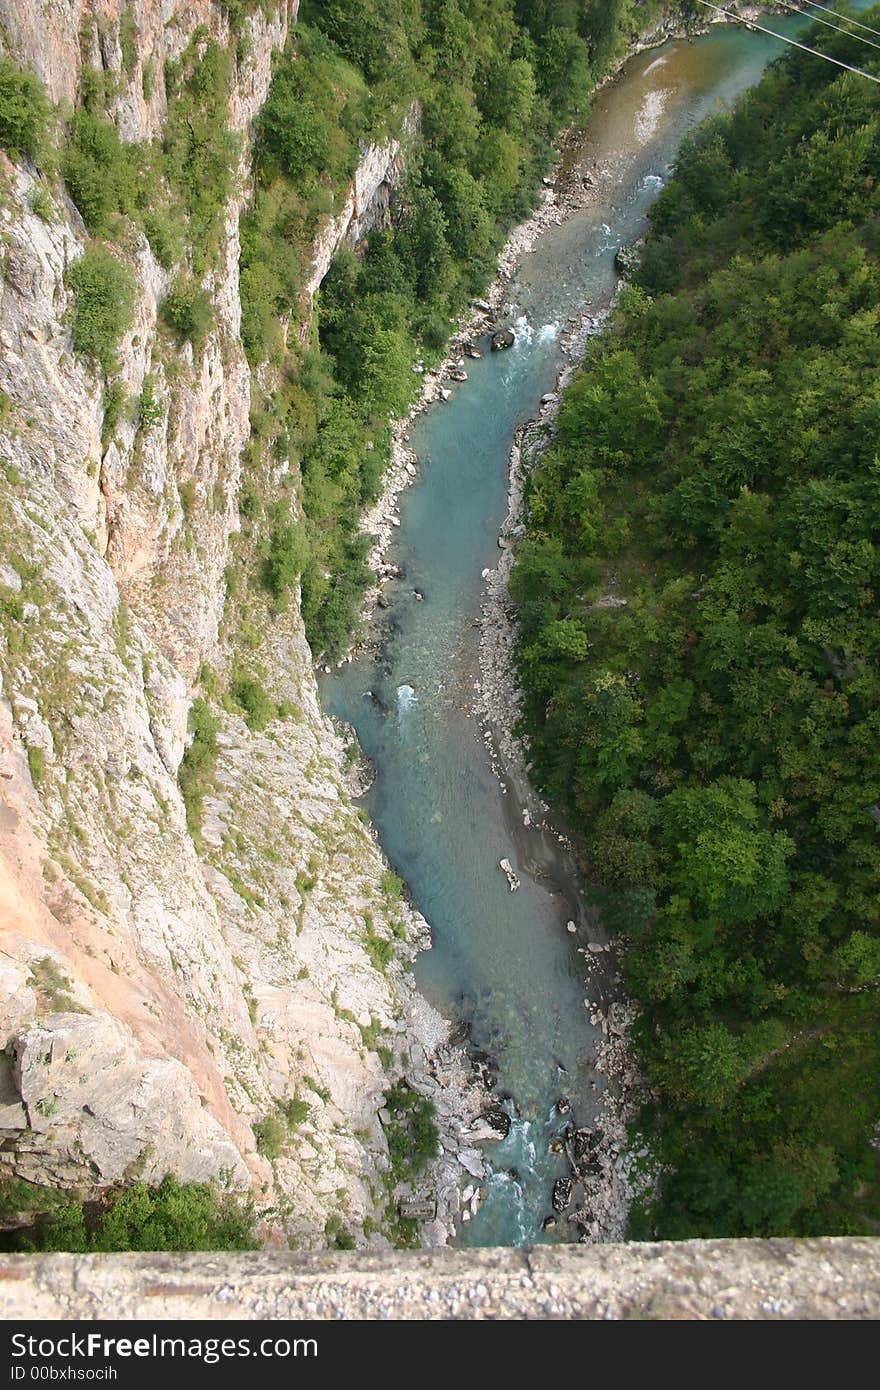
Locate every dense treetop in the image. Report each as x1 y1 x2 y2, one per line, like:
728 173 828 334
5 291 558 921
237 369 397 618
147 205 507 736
512 10 880 1237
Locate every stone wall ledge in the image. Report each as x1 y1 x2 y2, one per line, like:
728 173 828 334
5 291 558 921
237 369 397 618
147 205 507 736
1 1238 879 1320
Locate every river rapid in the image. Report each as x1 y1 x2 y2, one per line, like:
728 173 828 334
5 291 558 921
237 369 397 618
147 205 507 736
319 11 862 1246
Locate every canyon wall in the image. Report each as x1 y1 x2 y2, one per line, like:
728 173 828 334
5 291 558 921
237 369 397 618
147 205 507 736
0 0 476 1248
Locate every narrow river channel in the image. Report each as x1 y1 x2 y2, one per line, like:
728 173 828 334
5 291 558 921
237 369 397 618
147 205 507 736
319 10 861 1247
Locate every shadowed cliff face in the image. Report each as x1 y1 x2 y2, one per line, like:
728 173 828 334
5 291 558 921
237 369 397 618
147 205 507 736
0 1 474 1249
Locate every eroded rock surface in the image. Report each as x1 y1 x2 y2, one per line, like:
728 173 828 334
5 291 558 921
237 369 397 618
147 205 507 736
0 0 477 1248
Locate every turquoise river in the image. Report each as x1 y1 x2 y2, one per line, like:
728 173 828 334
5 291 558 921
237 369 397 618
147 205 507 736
319 9 867 1247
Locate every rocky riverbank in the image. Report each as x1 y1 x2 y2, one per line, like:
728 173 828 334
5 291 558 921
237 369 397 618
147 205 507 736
335 4 775 664
474 393 651 1243
340 96 632 661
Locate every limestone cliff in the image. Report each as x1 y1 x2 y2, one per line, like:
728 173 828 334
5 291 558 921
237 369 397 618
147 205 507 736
0 0 477 1248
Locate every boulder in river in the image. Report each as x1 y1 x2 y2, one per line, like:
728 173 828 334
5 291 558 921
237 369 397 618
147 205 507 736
574 1128 593 1162
614 242 642 279
556 1095 571 1116
552 1176 573 1213
458 1149 483 1178
484 1104 512 1139
499 857 521 892
491 327 515 351
542 1214 557 1231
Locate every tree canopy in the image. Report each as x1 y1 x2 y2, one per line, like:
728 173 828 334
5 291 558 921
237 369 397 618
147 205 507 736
512 9 880 1239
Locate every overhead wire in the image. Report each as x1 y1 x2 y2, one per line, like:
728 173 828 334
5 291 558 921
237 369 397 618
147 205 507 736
691 0 880 83
799 1 880 42
775 1 880 54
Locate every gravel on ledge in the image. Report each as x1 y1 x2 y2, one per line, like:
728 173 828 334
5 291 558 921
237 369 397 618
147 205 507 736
2 1239 879 1320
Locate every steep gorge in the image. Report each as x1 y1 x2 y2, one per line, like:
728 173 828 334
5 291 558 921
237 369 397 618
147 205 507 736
0 0 477 1249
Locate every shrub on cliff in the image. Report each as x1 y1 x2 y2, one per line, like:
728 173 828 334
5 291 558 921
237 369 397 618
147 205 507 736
264 511 308 605
0 1176 257 1253
230 672 277 732
66 248 136 376
0 57 50 162
161 277 214 351
178 697 220 838
62 107 142 235
383 1083 439 1183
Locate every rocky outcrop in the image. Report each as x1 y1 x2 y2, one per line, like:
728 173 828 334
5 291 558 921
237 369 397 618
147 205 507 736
0 1 476 1248
298 105 418 339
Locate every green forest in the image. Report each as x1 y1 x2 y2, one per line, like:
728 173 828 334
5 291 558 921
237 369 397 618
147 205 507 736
238 0 681 654
512 13 880 1237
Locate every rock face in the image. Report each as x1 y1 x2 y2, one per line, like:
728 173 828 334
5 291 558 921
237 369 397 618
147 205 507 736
491 327 515 351
0 0 476 1249
298 106 417 339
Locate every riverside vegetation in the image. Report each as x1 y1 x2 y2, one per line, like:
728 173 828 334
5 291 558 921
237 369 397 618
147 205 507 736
511 12 880 1238
0 0 693 1251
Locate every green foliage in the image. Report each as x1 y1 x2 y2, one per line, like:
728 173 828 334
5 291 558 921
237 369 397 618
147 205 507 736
257 25 368 184
0 57 50 161
162 38 240 273
282 1095 310 1129
230 671 276 732
384 1082 439 1183
513 13 880 1240
264 508 308 605
28 956 84 1013
26 746 45 788
177 697 220 838
381 869 404 901
253 1113 286 1159
161 277 214 349
62 107 139 234
324 1214 356 1249
0 1176 257 1252
254 1092 310 1159
66 249 136 376
363 917 394 973
28 184 56 222
136 375 164 431
143 209 184 270
100 380 128 447
119 7 139 79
